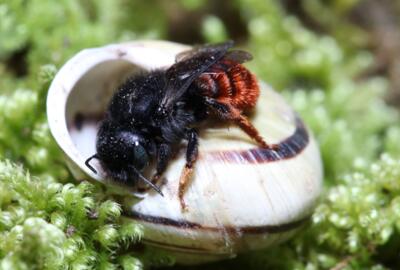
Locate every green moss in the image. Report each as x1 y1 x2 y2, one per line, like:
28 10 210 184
1 0 400 269
0 161 143 269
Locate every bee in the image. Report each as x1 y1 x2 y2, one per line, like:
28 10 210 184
85 41 275 210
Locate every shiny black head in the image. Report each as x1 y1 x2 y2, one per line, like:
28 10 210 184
97 129 149 171
85 119 162 195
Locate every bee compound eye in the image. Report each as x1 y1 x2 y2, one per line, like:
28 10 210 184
132 143 149 169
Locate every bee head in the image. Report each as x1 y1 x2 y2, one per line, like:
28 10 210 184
97 129 150 171
85 118 153 176
84 119 163 195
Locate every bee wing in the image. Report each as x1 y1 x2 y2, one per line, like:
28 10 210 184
194 50 254 79
175 40 234 63
223 50 253 63
161 41 234 110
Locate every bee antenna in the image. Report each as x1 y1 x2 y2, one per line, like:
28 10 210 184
85 154 99 174
130 166 164 197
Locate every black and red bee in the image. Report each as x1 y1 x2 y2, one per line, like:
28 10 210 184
85 41 275 209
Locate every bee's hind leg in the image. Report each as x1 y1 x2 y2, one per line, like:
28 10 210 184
234 113 278 149
178 129 199 211
204 97 277 149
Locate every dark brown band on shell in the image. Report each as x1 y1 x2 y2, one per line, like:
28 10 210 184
205 115 309 163
124 210 309 234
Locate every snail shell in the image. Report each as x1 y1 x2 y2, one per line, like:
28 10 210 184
47 41 323 265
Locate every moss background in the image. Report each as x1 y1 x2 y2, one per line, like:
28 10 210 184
1 0 400 269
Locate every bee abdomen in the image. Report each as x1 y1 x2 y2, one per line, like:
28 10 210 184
196 62 259 111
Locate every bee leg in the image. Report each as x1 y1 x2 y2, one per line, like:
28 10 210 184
137 143 171 193
152 143 172 183
204 97 277 149
234 114 278 149
179 129 199 211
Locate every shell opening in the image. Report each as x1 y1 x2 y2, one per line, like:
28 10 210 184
66 60 142 166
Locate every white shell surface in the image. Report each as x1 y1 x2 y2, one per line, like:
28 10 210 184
47 41 323 265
